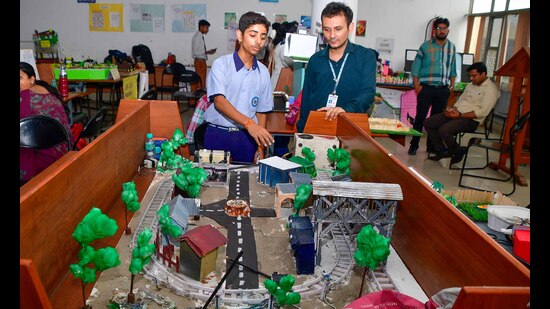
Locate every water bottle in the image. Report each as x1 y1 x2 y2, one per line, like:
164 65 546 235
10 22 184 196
59 64 69 98
145 133 155 160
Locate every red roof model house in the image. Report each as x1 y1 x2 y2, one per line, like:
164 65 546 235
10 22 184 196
178 225 227 281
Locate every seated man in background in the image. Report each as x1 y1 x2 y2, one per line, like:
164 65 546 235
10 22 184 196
423 62 500 165
202 11 274 164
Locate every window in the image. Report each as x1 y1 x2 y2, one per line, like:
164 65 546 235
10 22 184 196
465 0 529 77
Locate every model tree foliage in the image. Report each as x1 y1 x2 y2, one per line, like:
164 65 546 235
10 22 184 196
157 204 183 244
353 224 390 298
293 184 312 216
158 128 188 172
122 181 140 212
172 161 209 198
327 148 350 176
70 207 121 308
127 228 155 303
264 274 301 306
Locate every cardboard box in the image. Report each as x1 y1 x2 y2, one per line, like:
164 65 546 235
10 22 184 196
54 68 111 80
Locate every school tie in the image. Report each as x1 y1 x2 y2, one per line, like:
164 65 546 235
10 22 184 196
203 36 208 60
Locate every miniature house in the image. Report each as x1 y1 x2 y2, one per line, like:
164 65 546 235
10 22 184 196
167 195 201 244
274 172 313 218
258 156 301 187
294 133 340 170
288 156 317 178
178 225 227 281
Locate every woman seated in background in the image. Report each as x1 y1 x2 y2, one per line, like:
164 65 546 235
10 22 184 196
20 61 72 185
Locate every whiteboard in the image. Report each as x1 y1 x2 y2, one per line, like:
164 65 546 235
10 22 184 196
20 49 40 80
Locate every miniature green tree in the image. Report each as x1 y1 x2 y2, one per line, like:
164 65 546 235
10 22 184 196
301 147 316 163
172 161 209 198
327 148 351 176
70 207 121 309
293 184 312 217
264 274 301 307
431 181 444 193
157 128 188 172
121 181 140 234
157 204 183 246
353 225 390 298
127 228 155 303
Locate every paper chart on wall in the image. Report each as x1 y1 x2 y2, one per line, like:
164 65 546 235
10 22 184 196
130 4 165 33
171 4 206 33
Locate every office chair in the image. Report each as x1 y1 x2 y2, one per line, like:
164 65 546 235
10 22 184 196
449 108 496 170
173 70 206 113
73 107 108 150
20 115 71 150
458 111 530 196
161 62 187 100
140 88 158 100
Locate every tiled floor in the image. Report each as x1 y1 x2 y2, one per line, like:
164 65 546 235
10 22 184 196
376 133 530 207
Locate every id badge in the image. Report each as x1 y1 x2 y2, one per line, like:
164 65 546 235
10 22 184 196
326 94 338 108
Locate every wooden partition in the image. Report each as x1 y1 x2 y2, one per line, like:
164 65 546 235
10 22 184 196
20 100 184 304
335 114 529 305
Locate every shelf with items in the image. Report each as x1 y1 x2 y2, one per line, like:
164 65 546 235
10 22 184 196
33 29 60 63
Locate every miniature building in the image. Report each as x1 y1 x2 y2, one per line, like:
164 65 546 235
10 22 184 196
178 225 227 281
311 180 403 265
294 133 340 170
288 156 317 178
288 216 315 275
197 149 231 187
274 172 313 218
258 156 301 187
167 195 200 244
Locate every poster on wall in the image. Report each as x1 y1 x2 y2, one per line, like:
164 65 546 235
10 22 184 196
171 4 206 33
225 12 237 30
356 20 366 37
275 14 287 23
130 4 165 33
89 3 124 32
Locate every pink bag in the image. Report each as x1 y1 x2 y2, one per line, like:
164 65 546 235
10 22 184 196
285 91 302 125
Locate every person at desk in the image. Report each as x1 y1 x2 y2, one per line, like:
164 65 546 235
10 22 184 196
296 1 376 133
408 17 457 155
424 62 499 164
202 11 275 164
192 19 216 87
20 61 72 184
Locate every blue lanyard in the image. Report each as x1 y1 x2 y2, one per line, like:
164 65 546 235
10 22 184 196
328 53 349 95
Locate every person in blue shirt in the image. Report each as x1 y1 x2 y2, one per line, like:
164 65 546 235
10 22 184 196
202 11 275 164
408 17 457 155
297 1 377 133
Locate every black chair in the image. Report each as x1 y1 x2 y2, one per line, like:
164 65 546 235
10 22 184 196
161 62 187 100
458 111 530 196
20 115 71 150
173 70 206 113
449 108 496 170
140 89 158 100
73 107 108 150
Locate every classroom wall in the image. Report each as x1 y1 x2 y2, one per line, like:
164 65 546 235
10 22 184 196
20 0 469 73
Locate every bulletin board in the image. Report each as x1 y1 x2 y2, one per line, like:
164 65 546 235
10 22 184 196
89 3 124 32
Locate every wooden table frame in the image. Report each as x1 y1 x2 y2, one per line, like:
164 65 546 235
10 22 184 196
21 101 529 308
